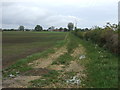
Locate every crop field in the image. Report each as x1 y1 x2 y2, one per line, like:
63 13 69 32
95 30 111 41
2 31 66 68
2 32 118 88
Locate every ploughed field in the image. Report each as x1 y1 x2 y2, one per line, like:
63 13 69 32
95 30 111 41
2 31 66 68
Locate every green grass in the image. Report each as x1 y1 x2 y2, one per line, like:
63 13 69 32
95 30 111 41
30 70 61 87
52 53 73 65
71 33 118 88
52 33 79 65
28 32 118 88
66 33 80 53
3 32 118 88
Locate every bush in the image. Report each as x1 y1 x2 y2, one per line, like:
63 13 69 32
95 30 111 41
72 28 119 54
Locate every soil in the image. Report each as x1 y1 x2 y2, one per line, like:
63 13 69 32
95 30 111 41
2 47 48 69
2 45 67 88
22 68 50 76
30 46 67 69
2 76 41 88
71 44 86 57
2 44 86 88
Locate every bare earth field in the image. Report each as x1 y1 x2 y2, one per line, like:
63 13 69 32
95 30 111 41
2 31 66 68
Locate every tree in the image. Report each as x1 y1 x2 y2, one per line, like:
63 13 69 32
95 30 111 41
85 28 89 31
104 23 118 31
64 28 68 32
118 22 120 30
35 25 43 31
48 26 55 31
59 27 63 31
75 27 77 30
19 26 24 31
68 22 74 31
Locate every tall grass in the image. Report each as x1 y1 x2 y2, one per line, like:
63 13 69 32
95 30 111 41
71 33 118 88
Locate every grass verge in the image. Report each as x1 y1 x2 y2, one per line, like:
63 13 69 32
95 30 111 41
71 33 118 88
52 53 73 65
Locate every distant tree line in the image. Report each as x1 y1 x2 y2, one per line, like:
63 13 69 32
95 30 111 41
2 22 76 32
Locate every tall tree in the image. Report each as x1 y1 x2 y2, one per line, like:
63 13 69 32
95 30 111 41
35 25 43 31
68 23 74 31
19 26 24 31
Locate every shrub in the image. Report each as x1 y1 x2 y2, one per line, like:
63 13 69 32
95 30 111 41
72 28 119 54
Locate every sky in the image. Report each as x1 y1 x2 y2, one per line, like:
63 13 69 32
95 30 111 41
119 1 120 22
0 0 119 29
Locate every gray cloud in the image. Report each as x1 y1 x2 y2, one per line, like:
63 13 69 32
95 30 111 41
1 0 118 29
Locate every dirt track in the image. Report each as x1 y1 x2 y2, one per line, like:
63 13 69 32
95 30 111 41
2 43 86 88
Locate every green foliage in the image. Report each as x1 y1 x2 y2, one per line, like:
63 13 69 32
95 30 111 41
77 37 118 88
68 22 74 31
68 33 118 88
30 70 60 87
52 53 73 65
72 26 119 54
64 28 68 32
19 26 24 31
34 25 43 31
67 33 79 53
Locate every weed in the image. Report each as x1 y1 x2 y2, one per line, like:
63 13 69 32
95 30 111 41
52 53 73 65
30 70 61 87
73 34 118 88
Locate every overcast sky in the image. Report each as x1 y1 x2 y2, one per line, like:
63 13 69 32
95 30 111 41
0 0 119 29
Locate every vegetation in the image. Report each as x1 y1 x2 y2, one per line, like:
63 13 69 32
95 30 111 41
3 32 67 78
18 25 24 31
76 35 118 88
30 70 61 87
3 48 55 78
72 23 119 54
68 22 74 31
2 23 118 88
34 25 43 31
29 32 118 88
2 31 66 68
52 53 73 65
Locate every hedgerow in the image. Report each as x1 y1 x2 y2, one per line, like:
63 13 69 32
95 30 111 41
72 24 119 54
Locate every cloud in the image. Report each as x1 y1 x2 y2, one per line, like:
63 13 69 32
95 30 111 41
1 0 119 29
0 3 2 28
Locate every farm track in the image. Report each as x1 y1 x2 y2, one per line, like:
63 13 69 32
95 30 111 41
2 45 67 88
2 33 87 88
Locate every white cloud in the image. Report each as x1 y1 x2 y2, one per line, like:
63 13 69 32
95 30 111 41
1 0 119 29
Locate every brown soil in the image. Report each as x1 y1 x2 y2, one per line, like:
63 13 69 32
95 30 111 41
71 44 86 57
3 47 48 69
2 76 41 88
22 68 50 76
29 46 67 69
47 65 65 71
3 45 67 88
3 43 87 88
65 61 84 72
